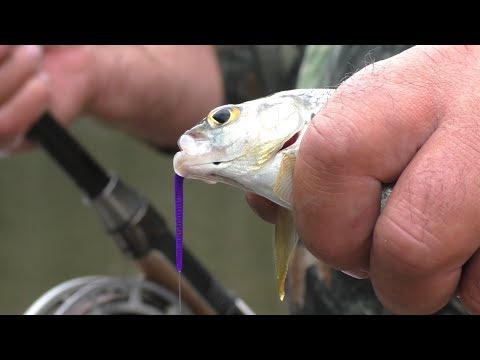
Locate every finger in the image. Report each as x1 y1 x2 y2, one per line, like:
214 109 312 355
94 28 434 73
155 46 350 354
0 45 13 62
293 46 447 273
0 71 50 145
245 192 279 224
458 250 480 314
370 124 480 314
0 45 43 103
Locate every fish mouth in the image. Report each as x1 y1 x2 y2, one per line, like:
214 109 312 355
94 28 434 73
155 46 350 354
175 133 239 172
177 133 211 156
173 150 234 185
173 151 209 178
173 151 248 190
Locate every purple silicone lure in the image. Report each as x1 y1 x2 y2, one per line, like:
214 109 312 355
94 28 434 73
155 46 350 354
175 174 184 272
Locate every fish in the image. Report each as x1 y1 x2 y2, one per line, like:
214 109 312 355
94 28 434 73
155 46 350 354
172 88 334 300
173 88 392 301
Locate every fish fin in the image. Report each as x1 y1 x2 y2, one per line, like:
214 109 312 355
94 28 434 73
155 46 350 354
274 206 298 301
273 152 296 206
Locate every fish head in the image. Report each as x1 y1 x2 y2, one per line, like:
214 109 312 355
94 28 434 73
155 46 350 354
173 91 311 192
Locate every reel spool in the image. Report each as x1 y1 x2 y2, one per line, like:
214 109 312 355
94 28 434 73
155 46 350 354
25 276 191 315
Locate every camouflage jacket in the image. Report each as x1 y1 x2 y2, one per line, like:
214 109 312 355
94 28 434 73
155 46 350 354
216 45 467 315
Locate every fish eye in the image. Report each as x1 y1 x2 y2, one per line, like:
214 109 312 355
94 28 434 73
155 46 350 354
207 105 241 127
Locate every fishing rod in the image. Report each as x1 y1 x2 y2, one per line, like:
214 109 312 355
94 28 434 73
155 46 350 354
26 112 254 315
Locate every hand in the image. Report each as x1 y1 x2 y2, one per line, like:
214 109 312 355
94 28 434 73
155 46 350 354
0 45 224 155
248 45 480 314
0 45 50 154
0 45 102 155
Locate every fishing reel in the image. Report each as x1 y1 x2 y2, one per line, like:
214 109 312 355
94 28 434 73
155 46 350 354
25 275 191 315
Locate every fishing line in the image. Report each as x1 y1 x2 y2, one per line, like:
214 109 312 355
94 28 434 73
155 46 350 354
174 174 184 312
178 272 182 314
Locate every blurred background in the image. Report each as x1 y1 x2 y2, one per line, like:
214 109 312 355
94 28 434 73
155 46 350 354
0 117 287 314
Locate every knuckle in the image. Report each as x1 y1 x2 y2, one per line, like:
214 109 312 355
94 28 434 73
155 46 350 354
31 74 50 99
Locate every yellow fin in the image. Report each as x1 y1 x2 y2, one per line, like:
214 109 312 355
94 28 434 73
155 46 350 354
244 138 285 171
274 206 298 301
273 152 296 206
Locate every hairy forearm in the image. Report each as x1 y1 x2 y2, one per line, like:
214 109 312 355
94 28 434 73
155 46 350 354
88 45 225 147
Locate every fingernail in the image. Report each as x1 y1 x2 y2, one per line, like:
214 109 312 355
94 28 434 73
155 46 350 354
0 135 23 158
341 270 369 279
